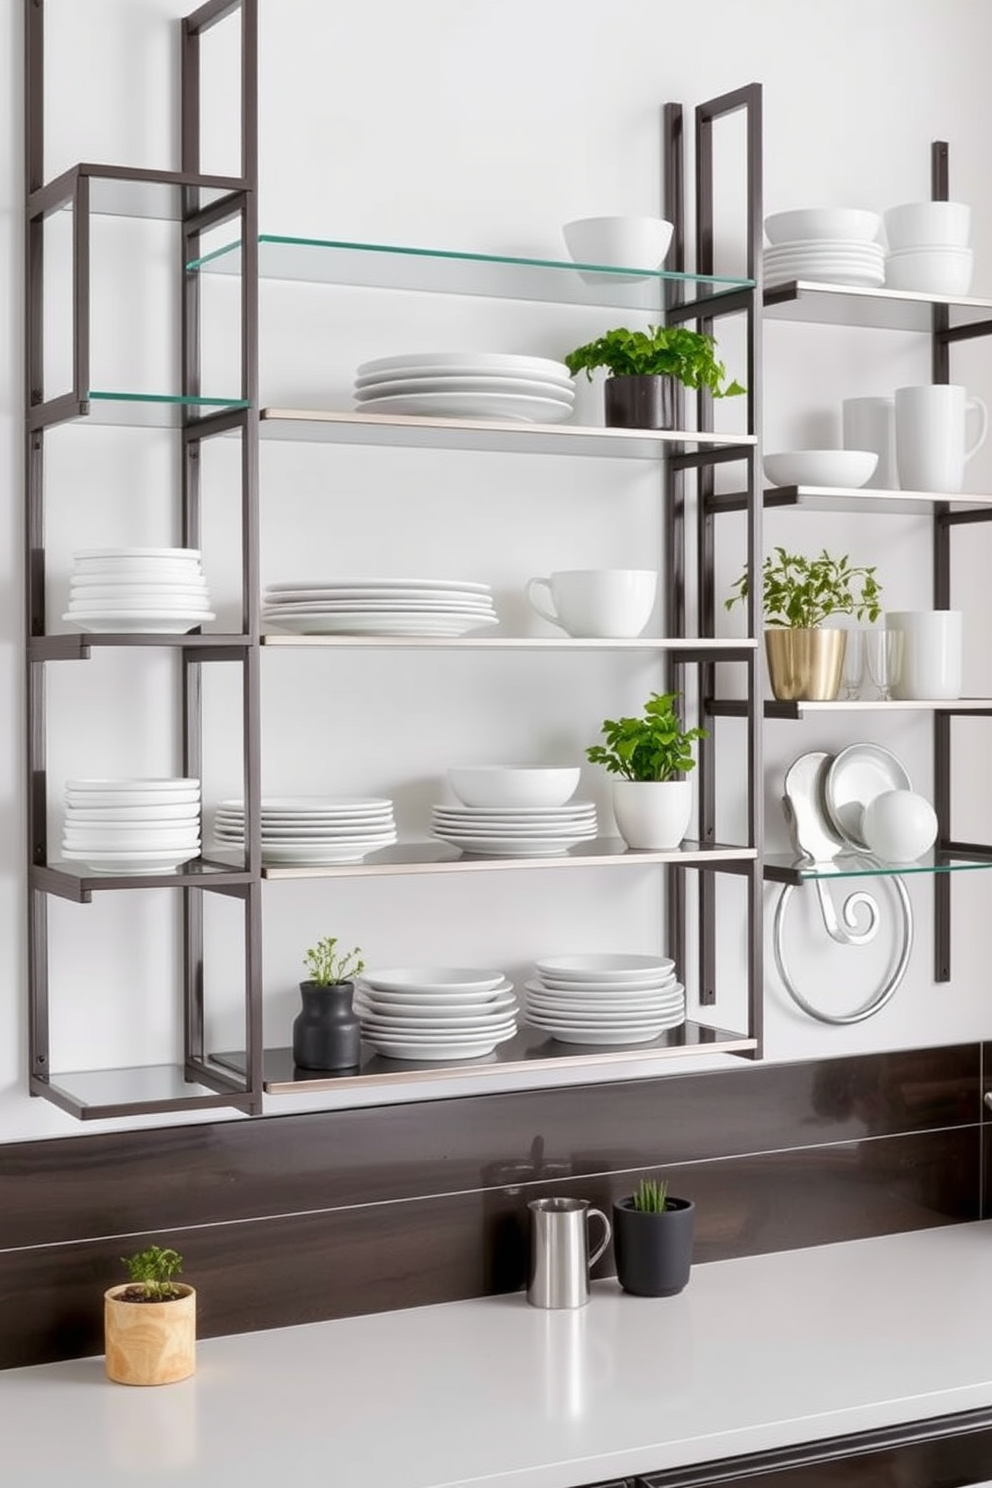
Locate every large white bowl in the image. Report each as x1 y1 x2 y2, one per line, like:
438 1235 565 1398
884 247 973 296
764 207 881 245
884 201 971 251
763 449 878 489
561 215 674 269
447 766 581 809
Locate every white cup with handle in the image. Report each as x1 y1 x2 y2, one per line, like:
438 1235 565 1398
525 569 658 638
842 396 896 489
894 384 988 493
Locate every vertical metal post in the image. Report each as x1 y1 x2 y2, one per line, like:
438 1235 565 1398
931 140 952 982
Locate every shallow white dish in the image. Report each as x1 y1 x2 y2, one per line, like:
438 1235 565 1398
823 743 913 850
356 376 574 403
220 795 392 813
66 803 201 822
66 792 200 811
352 391 575 423
260 841 396 864
356 366 575 394
764 208 881 244
263 600 496 616
356 352 571 380
264 593 494 611
358 988 516 1015
266 577 492 594
67 777 199 791
535 952 676 981
763 450 878 488
433 824 597 841
263 613 499 636
362 966 507 993
531 973 677 996
447 765 581 809
358 979 513 1008
356 1006 518 1033
64 612 216 633
365 1034 516 1062
60 848 200 872
74 546 202 561
431 833 592 856
524 1019 683 1046
433 801 595 818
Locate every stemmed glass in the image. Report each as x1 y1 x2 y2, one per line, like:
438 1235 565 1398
840 628 866 701
866 628 904 701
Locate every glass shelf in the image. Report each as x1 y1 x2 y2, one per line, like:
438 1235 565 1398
262 635 757 659
709 697 992 719
31 1062 257 1122
764 279 992 333
259 407 754 459
764 850 992 885
34 390 250 431
212 1022 757 1095
192 234 755 310
243 839 757 880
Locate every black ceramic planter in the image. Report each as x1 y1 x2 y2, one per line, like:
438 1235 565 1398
604 373 677 430
612 1195 695 1297
292 981 362 1070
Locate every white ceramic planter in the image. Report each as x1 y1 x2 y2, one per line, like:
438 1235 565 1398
611 779 692 851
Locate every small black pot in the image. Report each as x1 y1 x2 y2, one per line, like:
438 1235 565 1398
292 981 362 1071
612 1195 694 1297
604 374 677 430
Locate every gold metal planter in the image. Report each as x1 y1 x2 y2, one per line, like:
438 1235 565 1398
764 627 846 702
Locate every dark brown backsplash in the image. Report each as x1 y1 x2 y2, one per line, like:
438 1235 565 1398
0 1045 985 1370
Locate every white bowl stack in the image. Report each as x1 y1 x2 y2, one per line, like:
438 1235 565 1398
63 548 215 634
431 765 597 857
262 577 498 637
213 795 397 865
353 352 576 424
763 207 884 290
355 966 519 1061
61 777 201 873
883 200 973 295
523 952 685 1044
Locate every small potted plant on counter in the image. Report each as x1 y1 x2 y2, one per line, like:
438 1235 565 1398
563 323 745 429
293 934 366 1071
586 690 706 850
104 1244 196 1385
725 545 882 702
612 1178 695 1298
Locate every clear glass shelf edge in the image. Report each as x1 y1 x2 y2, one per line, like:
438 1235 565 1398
764 850 992 883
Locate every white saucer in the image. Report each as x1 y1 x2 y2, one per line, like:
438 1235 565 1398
823 743 912 849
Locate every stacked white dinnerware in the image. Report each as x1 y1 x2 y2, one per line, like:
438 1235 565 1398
763 207 883 290
213 795 397 865
262 577 499 637
354 965 519 1060
64 547 215 634
883 200 973 295
431 765 596 857
61 777 201 874
353 352 576 424
524 952 684 1045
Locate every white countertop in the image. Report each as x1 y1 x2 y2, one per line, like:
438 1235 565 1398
4 1222 992 1488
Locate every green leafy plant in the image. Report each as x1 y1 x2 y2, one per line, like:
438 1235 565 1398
303 935 365 986
725 546 882 629
120 1245 184 1302
564 324 745 397
586 691 707 782
631 1178 670 1213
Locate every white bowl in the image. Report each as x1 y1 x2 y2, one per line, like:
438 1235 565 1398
861 789 937 863
884 201 971 251
561 215 674 270
447 766 581 809
763 449 879 489
764 208 881 245
884 247 973 296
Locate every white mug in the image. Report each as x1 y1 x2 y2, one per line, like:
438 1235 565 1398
886 610 963 700
842 396 896 490
525 569 658 638
894 384 988 494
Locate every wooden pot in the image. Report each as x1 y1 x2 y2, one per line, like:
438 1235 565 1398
104 1283 196 1385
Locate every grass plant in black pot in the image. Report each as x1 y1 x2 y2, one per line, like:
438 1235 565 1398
104 1244 196 1385
294 934 366 1071
612 1178 695 1298
564 323 745 429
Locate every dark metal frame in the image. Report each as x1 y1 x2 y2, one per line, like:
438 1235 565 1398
24 0 263 1119
662 85 764 1052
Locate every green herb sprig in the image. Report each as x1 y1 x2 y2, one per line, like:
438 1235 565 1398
564 324 745 398
303 935 365 987
120 1245 184 1301
726 547 882 629
631 1178 670 1213
586 691 707 783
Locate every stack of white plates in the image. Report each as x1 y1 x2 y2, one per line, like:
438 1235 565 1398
763 240 885 290
524 952 685 1045
62 777 201 873
213 795 397 864
262 577 499 637
63 548 215 635
355 965 519 1060
430 800 598 857
353 352 576 424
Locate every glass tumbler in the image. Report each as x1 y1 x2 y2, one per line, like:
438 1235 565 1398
840 628 866 700
866 628 904 701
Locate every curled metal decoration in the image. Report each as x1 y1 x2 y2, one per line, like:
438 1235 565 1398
773 874 914 1025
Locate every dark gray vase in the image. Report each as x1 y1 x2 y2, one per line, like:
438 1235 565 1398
292 981 362 1071
604 374 677 429
612 1195 694 1297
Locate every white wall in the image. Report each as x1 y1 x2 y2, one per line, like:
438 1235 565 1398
2 0 992 1141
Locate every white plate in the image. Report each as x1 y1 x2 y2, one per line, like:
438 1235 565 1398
433 826 598 842
355 366 575 393
432 811 596 827
356 376 574 403
64 612 217 633
216 828 396 845
432 804 596 821
523 1020 683 1046
357 989 516 1018
263 613 500 636
65 803 201 822
356 979 513 1007
535 952 676 981
351 391 575 423
262 600 496 615
264 592 494 610
357 1008 518 1035
260 841 396 864
70 579 209 593
526 995 684 1018
217 806 395 820
362 966 507 993
220 795 392 813
74 547 202 560
266 578 492 595
67 777 199 791
64 829 201 845
68 598 213 612
823 743 913 849
527 977 678 1000
356 352 572 380
535 969 677 992
61 848 201 871
430 833 592 856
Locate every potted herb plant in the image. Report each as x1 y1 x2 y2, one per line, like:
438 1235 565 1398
564 323 746 429
586 690 707 850
612 1178 695 1298
104 1244 196 1385
726 546 882 702
293 934 366 1071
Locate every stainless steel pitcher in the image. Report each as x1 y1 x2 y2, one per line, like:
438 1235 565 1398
527 1196 612 1309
